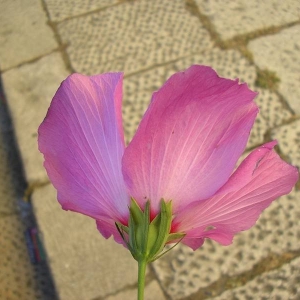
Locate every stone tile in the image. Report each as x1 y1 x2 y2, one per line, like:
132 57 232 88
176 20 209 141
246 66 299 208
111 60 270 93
167 49 293 148
195 0 300 39
123 49 291 148
271 119 300 167
249 25 300 114
152 188 300 299
0 130 20 215
31 184 138 300
106 280 166 300
0 88 57 299
0 0 57 70
170 49 257 86
123 67 166 143
249 88 291 147
44 0 119 22
210 257 300 300
2 53 70 184
57 0 213 75
0 214 55 300
0 97 27 214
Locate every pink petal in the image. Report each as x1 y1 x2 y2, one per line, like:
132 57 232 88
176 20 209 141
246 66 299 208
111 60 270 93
38 73 130 223
96 218 127 247
173 141 299 250
122 65 258 214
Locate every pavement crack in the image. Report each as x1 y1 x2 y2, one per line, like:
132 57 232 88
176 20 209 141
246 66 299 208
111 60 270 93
0 50 61 73
52 2 127 25
185 0 221 46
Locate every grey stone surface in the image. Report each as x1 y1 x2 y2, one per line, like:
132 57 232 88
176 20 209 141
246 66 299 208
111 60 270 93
0 99 28 214
0 86 57 299
0 0 57 71
249 25 300 114
152 187 300 299
209 257 300 300
1 0 299 299
123 49 291 148
0 128 20 215
271 119 300 167
195 0 300 39
123 67 166 143
106 280 166 300
0 214 56 300
166 49 257 86
57 0 213 75
250 88 291 147
44 0 119 22
2 53 70 184
32 184 138 300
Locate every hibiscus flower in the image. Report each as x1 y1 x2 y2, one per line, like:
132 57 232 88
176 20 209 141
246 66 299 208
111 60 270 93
38 65 298 255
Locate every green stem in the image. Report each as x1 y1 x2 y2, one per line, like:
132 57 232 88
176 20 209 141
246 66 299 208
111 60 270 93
137 259 147 300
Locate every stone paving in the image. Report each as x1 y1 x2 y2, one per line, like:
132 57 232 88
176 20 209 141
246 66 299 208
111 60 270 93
0 0 299 299
0 79 57 299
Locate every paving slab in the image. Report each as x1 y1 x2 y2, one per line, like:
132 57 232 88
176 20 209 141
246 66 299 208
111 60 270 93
195 0 300 39
31 184 138 300
0 82 57 299
0 214 56 300
0 128 21 215
0 98 28 215
209 257 300 300
167 49 293 148
44 0 119 22
152 187 300 299
124 48 291 148
57 0 213 75
249 25 300 114
123 67 166 143
249 88 291 147
106 280 166 300
0 0 57 71
271 119 300 167
2 53 70 184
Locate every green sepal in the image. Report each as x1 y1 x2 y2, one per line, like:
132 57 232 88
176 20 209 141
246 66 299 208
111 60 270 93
148 234 186 262
128 198 151 258
128 212 138 254
115 222 129 235
166 232 186 243
141 201 150 254
147 200 172 259
115 198 185 263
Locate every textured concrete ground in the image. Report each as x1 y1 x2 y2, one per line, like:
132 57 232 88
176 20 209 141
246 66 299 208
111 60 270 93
0 0 300 299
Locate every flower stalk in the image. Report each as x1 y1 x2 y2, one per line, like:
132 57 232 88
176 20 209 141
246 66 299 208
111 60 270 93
137 259 147 300
116 199 185 299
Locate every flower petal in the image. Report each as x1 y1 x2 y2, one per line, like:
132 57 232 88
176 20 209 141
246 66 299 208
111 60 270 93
173 141 299 250
122 65 258 214
38 73 129 222
96 218 127 247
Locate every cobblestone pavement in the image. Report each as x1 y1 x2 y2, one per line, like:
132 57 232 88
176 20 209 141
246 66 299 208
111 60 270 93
0 0 299 299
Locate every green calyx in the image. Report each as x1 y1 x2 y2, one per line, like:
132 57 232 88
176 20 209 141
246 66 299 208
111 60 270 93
116 198 185 263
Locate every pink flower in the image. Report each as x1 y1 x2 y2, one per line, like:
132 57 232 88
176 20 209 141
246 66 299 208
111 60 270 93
38 65 298 251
